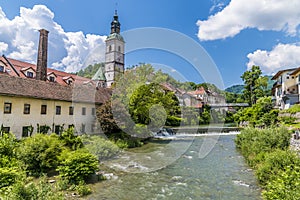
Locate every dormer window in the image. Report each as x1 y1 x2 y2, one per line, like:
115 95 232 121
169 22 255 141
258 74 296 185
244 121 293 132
63 76 74 85
47 72 57 82
21 67 35 78
27 71 34 78
49 76 55 82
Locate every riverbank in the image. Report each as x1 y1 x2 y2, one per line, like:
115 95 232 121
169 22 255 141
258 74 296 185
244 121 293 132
235 127 300 199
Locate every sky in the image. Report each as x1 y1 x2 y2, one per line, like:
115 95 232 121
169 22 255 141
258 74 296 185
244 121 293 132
0 0 300 88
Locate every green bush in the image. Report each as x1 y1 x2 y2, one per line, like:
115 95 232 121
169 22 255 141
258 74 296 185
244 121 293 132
235 127 290 166
75 181 92 196
6 178 64 200
165 116 182 126
16 134 64 176
0 167 24 189
263 165 300 199
57 148 98 184
279 116 297 125
81 135 120 160
59 128 83 150
0 132 18 158
235 127 300 200
255 149 300 186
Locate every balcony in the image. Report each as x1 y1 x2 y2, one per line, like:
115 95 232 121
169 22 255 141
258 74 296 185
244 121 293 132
273 81 282 88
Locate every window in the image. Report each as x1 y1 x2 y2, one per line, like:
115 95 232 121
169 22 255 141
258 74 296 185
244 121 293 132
2 127 10 133
109 45 112 52
4 103 12 114
118 46 121 52
22 126 29 137
23 104 30 114
81 124 86 133
69 106 74 115
91 108 96 116
27 71 34 78
49 76 55 82
287 76 290 79
54 125 61 135
67 80 73 85
82 107 86 115
41 105 47 114
56 106 61 115
0 65 4 72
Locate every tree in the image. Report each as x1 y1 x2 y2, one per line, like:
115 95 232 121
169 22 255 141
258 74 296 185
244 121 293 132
129 83 180 127
241 65 268 106
234 96 278 127
96 100 121 135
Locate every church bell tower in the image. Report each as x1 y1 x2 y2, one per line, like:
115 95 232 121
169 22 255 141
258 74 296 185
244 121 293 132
104 10 125 87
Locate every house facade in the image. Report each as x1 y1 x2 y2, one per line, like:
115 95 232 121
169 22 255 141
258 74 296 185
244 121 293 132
272 68 299 109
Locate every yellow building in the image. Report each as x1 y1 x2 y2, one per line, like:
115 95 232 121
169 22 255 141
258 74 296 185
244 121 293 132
0 74 111 138
0 12 126 137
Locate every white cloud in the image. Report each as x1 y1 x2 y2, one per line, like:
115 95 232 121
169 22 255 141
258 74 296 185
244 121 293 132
209 0 225 14
0 42 8 54
247 43 300 74
197 0 300 41
0 5 106 72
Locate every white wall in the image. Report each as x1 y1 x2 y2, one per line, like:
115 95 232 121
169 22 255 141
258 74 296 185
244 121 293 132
0 96 100 138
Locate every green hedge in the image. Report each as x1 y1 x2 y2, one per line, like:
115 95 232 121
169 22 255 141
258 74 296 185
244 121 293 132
235 127 300 199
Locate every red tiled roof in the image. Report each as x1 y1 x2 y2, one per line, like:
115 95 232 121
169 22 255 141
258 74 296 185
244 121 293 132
0 74 111 104
189 87 206 95
0 56 91 86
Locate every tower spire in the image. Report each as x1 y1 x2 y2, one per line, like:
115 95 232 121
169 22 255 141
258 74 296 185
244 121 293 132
111 9 120 34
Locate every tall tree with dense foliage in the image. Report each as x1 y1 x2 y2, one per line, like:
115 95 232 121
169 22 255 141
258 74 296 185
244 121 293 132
129 83 180 127
241 65 268 106
234 96 278 127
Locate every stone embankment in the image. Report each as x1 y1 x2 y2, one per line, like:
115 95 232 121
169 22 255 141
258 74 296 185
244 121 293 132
290 135 300 155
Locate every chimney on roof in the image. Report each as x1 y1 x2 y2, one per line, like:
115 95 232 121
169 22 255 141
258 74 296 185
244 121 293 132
36 29 49 81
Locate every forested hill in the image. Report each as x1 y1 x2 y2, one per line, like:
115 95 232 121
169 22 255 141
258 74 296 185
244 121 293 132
77 63 105 79
225 76 274 94
225 85 244 94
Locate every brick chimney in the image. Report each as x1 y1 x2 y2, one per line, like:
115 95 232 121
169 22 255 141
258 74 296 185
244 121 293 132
36 29 49 81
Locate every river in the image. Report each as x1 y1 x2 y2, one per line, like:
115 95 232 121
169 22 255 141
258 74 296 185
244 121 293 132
88 134 261 200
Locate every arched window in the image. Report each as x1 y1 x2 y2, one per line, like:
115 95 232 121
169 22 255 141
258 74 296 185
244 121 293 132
118 46 121 52
109 45 112 52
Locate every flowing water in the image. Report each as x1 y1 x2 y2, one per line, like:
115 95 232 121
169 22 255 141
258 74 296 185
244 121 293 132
88 134 261 200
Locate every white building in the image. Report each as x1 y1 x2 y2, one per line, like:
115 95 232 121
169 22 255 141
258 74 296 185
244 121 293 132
272 68 299 109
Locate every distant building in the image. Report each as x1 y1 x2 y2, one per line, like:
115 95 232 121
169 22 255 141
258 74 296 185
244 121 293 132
188 87 226 106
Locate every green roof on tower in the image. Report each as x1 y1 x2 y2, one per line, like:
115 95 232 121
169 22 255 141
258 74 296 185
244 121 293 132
107 10 124 42
91 65 106 81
